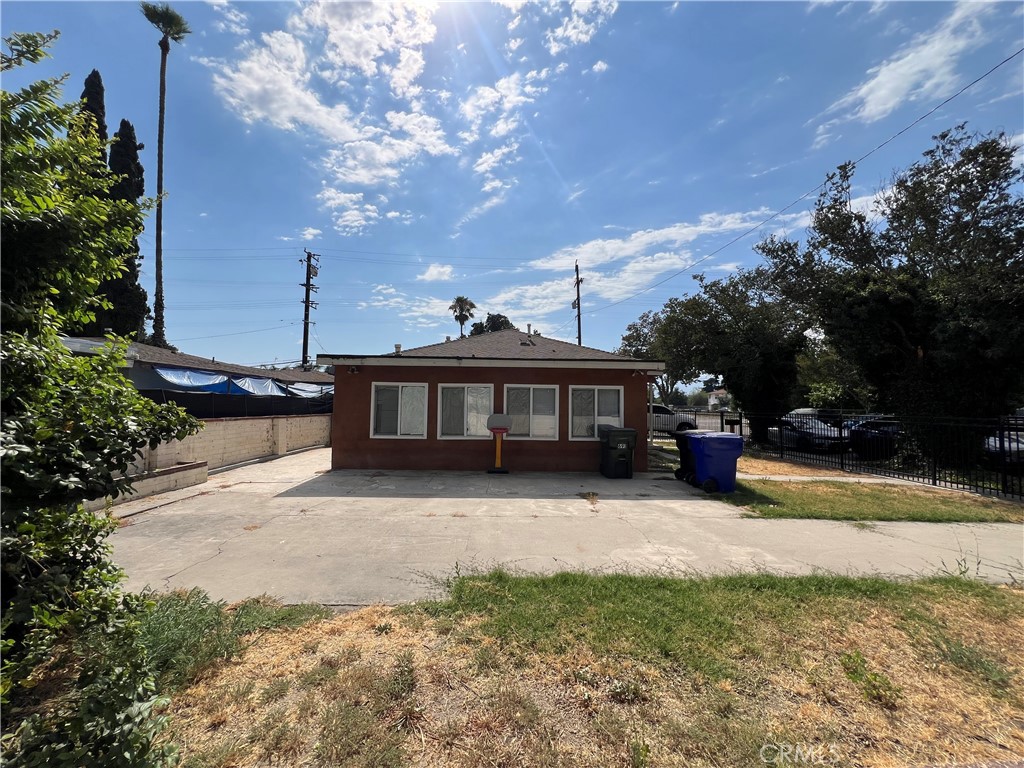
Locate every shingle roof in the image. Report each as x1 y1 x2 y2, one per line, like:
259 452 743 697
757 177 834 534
331 331 638 364
73 338 333 383
389 329 642 362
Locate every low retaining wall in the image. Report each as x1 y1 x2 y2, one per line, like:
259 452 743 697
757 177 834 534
145 413 332 472
87 414 331 510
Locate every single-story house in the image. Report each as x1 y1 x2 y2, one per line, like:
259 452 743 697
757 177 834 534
64 338 334 418
316 329 665 473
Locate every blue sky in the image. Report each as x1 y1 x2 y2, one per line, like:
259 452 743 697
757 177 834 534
3 1 1022 368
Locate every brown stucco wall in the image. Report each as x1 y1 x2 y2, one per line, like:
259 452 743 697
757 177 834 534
330 364 651 473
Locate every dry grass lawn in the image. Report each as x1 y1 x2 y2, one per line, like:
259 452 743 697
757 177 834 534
164 577 1024 768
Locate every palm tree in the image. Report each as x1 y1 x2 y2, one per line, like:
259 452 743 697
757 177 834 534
448 296 477 338
140 2 190 349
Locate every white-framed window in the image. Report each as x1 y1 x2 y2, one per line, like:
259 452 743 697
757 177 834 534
371 383 427 438
438 384 493 439
570 386 623 439
504 385 558 440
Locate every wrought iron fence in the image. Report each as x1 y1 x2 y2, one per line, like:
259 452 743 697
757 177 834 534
687 409 1023 499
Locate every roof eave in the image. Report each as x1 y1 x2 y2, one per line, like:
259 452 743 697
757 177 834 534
316 354 665 372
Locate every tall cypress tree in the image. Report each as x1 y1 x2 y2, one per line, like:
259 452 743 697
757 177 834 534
79 118 151 338
80 68 107 164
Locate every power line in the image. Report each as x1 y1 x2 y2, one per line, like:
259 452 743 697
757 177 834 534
169 321 301 343
582 45 1024 318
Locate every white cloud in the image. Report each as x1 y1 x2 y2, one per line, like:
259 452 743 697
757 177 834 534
199 212 208 217
300 227 322 240
208 1 249 36
473 141 520 176
533 209 787 271
201 1 449 237
416 263 455 281
317 188 380 235
816 0 991 142
1010 132 1024 167
545 0 618 56
590 60 609 74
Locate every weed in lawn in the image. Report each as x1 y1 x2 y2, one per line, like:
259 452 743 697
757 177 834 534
222 679 255 707
300 638 319 654
473 642 503 674
840 650 902 708
229 595 332 634
259 678 290 704
139 589 331 690
627 735 651 768
252 717 305 763
324 665 379 706
383 651 417 702
315 701 404 766
298 660 339 688
488 684 542 731
374 622 394 635
608 676 649 704
179 738 244 768
932 633 1015 694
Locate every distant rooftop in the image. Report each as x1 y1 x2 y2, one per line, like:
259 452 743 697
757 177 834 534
68 338 333 384
317 329 664 370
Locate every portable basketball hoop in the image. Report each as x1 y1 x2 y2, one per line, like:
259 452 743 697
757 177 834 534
486 414 512 474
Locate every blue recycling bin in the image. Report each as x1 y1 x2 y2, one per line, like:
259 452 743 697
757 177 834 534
686 432 744 493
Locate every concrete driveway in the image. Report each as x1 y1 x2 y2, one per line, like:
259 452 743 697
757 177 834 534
111 448 1024 606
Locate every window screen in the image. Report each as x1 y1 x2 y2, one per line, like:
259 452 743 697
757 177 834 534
373 384 425 437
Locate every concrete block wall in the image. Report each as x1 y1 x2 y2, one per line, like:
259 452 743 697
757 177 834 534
145 414 331 472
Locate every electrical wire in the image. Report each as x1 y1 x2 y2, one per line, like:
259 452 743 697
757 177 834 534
581 46 1024 317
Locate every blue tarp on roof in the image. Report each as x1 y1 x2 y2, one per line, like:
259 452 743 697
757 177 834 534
282 382 334 398
152 366 331 398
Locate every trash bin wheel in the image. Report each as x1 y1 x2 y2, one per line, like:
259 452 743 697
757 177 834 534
685 472 697 486
702 477 719 493
674 467 687 481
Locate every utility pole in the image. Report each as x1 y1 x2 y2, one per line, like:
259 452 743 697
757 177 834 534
300 249 320 370
572 260 584 346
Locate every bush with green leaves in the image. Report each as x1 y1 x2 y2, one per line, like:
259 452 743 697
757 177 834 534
1 31 200 766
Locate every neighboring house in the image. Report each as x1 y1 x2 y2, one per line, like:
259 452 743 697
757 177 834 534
707 388 730 411
317 329 665 473
65 338 333 417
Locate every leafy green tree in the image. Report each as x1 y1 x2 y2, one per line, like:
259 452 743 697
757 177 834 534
795 336 875 410
140 1 190 350
1 33 199 766
617 310 682 405
448 295 477 338
80 118 151 338
655 267 808 440
469 312 518 335
761 125 1024 418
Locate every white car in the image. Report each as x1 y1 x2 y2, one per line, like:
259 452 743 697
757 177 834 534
648 404 698 435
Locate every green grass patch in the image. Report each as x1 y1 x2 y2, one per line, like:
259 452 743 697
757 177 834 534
418 570 919 679
138 588 332 689
840 650 903 708
932 632 1016 694
715 479 1024 523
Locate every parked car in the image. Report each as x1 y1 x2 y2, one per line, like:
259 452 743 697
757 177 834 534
767 415 848 453
983 417 1023 467
648 404 698 434
848 416 902 461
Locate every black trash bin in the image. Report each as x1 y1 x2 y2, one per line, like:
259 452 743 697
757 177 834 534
668 428 716 484
597 425 637 479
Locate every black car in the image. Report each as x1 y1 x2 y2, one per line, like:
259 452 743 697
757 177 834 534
767 415 848 453
848 416 902 461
